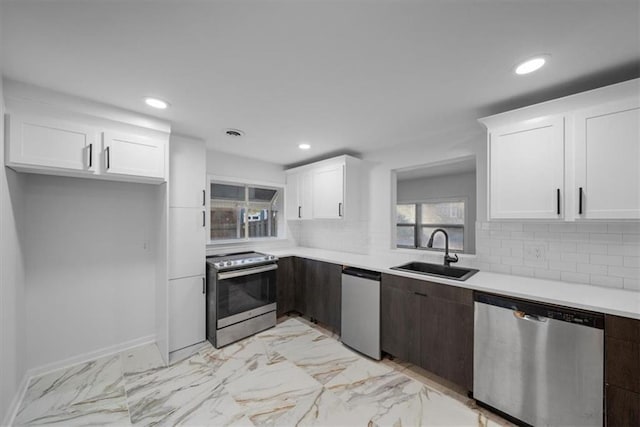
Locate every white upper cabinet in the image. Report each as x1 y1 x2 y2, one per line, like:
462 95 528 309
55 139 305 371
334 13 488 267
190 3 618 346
169 135 206 208
285 155 361 221
489 116 565 219
574 98 640 219
312 163 345 219
481 78 640 221
286 170 312 220
102 131 165 181
6 113 98 174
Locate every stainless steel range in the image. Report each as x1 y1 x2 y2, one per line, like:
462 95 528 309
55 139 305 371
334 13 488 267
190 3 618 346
206 251 278 348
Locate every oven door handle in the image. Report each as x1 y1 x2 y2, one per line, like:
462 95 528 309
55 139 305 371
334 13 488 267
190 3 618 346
217 263 278 280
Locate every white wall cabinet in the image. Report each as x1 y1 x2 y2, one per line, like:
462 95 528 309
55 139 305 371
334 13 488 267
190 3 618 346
574 98 640 219
5 113 167 184
169 276 206 352
286 155 360 221
489 116 565 219
169 208 206 279
480 78 640 221
312 163 345 219
6 113 98 174
169 135 206 208
102 131 165 181
286 170 312 220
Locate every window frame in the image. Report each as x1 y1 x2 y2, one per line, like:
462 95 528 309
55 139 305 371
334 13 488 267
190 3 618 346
395 197 467 253
207 176 284 245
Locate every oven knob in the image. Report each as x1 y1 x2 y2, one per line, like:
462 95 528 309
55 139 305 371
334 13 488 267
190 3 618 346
226 261 233 266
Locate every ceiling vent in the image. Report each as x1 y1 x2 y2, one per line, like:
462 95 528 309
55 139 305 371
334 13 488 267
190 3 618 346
224 128 245 137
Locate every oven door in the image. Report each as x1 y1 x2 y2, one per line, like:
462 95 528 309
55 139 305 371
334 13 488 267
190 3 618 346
216 263 277 328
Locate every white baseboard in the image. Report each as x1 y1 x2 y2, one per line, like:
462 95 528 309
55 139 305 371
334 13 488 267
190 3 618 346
4 334 156 426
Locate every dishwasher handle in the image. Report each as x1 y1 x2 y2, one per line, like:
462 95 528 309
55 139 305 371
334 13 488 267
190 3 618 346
514 310 547 323
342 266 381 281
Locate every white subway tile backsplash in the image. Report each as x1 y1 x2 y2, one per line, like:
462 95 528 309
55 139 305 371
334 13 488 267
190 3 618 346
510 231 535 240
590 233 622 243
607 223 640 234
489 263 512 274
561 272 591 284
491 246 512 257
501 256 524 266
549 242 577 253
577 243 608 254
501 223 523 232
623 278 640 291
624 256 640 268
590 275 624 289
560 252 589 263
561 232 590 242
511 266 535 277
502 240 524 249
535 232 561 241
608 265 640 279
590 254 624 266
549 260 576 272
534 269 562 280
577 263 608 275
549 223 577 233
608 244 640 257
623 234 640 244
577 223 609 233
523 223 549 232
510 248 524 258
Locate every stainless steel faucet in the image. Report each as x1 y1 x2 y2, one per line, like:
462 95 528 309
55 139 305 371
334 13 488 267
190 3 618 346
427 228 459 266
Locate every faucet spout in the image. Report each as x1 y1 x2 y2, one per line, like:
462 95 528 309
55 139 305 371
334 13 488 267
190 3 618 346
426 228 459 267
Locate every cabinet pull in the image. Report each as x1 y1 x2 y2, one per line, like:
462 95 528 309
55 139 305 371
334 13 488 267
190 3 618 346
414 291 428 297
202 190 206 206
298 206 302 219
202 211 206 227
338 202 343 217
556 188 561 215
88 143 93 168
578 187 583 215
202 277 206 294
106 146 110 170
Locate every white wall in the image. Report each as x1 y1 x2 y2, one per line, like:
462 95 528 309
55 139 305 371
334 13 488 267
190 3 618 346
207 149 285 185
23 175 158 370
397 171 477 253
0 73 28 424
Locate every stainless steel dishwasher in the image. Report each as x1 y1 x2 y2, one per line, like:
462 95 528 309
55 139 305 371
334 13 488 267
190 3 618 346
474 293 604 427
341 267 381 360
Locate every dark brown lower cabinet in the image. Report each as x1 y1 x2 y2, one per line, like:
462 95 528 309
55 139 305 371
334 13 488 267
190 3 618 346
297 258 342 333
605 315 640 427
276 257 296 317
381 273 473 392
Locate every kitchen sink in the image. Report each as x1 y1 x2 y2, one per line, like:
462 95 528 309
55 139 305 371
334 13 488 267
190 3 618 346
391 262 479 281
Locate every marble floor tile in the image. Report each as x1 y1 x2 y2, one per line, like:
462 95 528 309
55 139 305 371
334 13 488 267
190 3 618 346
14 355 129 426
14 318 513 427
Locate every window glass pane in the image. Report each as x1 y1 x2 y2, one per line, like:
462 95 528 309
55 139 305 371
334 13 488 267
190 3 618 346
248 187 277 203
246 205 277 238
211 183 245 201
421 201 464 225
396 225 416 247
210 201 243 240
420 226 464 251
396 204 416 224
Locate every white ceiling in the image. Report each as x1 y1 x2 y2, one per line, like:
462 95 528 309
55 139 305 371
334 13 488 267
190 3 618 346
2 1 639 166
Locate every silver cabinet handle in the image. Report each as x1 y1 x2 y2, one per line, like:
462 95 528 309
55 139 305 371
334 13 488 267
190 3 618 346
202 190 206 206
202 277 206 294
338 202 343 217
202 211 206 227
88 143 93 168
298 206 302 218
106 146 110 170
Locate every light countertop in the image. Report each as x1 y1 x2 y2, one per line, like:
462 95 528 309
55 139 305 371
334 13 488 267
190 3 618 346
266 246 640 320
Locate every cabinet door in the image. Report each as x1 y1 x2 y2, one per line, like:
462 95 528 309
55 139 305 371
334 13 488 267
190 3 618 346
294 257 306 314
285 172 301 220
419 290 474 391
169 208 206 279
170 136 206 208
276 257 296 317
380 275 420 365
302 258 341 332
489 116 565 219
103 131 165 180
575 99 640 219
312 163 344 219
169 276 206 352
7 113 98 173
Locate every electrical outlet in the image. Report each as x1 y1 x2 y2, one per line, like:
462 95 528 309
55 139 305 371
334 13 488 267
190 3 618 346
524 243 546 262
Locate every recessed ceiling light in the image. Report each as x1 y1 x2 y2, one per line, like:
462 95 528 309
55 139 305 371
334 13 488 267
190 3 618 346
298 143 311 150
144 97 169 109
515 56 548 75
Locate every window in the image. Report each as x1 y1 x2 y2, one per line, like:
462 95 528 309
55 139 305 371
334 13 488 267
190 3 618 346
396 200 465 252
210 181 282 242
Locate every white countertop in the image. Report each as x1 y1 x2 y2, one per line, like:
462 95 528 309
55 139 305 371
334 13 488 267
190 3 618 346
266 246 640 320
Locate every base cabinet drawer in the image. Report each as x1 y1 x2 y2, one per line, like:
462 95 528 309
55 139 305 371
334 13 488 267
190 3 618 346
606 384 640 427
